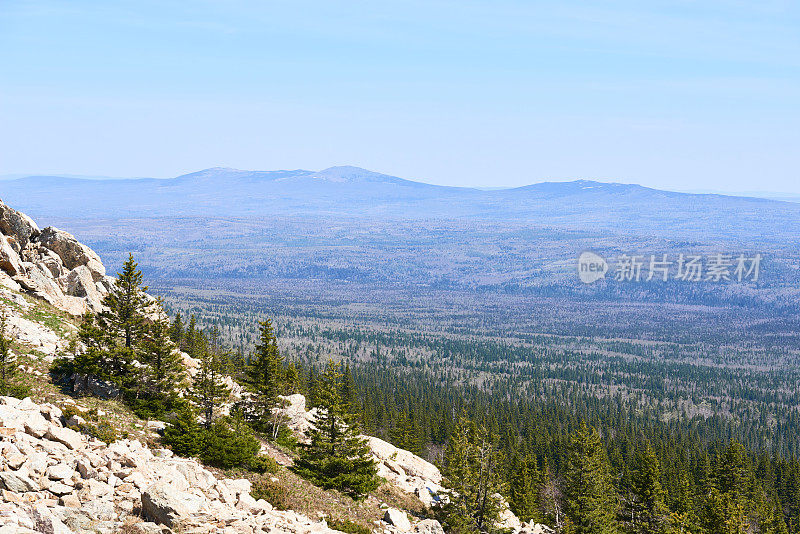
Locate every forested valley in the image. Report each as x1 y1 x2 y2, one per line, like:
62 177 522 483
152 281 800 534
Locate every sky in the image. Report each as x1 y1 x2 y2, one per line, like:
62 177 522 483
1 1 798 191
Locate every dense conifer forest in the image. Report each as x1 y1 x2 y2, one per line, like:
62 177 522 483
43 257 800 533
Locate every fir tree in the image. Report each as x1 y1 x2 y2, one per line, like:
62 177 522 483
243 319 284 434
437 416 506 534
292 359 378 500
563 422 620 534
510 453 541 524
627 443 669 534
98 253 153 349
189 329 231 429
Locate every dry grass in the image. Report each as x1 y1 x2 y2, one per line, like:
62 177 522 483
5 290 428 531
216 457 430 532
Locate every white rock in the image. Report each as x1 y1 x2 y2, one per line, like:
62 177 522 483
45 426 84 450
383 508 411 530
46 463 75 481
414 519 445 534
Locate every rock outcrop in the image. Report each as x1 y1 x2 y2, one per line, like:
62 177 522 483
275 395 554 533
277 395 445 506
0 201 112 315
0 395 339 533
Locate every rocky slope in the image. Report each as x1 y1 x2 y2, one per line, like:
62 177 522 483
0 201 110 315
0 200 550 534
0 395 343 533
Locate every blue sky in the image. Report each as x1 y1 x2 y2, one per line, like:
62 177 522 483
1 1 798 190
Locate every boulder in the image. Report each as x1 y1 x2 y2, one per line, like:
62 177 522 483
38 248 66 278
0 201 40 247
62 265 104 311
24 504 72 534
383 508 411 530
37 226 105 281
70 373 121 399
46 463 75 481
22 413 50 439
141 483 202 528
45 426 84 450
275 393 317 434
0 472 39 493
0 237 22 276
414 519 446 534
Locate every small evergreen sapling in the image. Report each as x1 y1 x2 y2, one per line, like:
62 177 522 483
292 359 378 500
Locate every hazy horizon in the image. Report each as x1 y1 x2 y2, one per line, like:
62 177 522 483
3 166 800 199
2 1 798 192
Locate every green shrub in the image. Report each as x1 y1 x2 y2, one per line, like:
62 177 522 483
162 408 205 457
63 412 118 444
327 518 372 534
85 421 117 444
275 424 298 451
251 479 291 510
61 405 82 421
5 384 31 399
200 419 260 469
247 455 280 475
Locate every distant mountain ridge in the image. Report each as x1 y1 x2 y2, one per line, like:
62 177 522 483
2 166 799 243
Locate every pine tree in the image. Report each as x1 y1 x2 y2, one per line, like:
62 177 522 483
437 416 506 534
292 359 378 500
563 422 619 534
189 329 231 429
243 319 284 434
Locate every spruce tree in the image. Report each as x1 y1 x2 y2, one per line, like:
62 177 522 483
73 254 154 389
138 311 186 413
510 453 541 524
188 329 231 429
168 312 184 345
292 359 378 500
98 253 153 349
243 319 284 434
437 416 506 534
340 361 357 411
182 314 198 354
162 405 205 457
563 422 619 534
627 443 669 534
